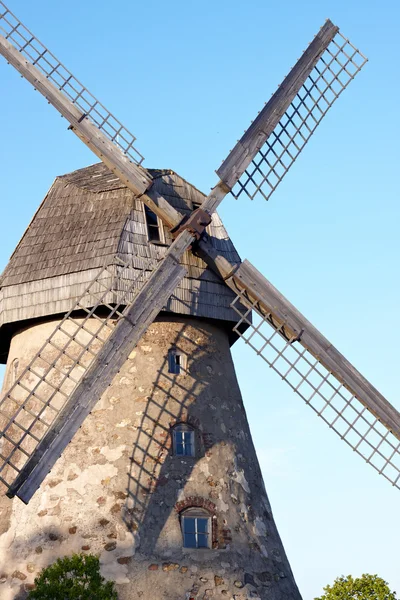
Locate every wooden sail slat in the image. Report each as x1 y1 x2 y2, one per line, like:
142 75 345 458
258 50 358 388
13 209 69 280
228 259 400 488
7 233 193 502
216 20 339 190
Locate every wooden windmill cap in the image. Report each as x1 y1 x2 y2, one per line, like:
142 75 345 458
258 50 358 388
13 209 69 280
0 163 244 363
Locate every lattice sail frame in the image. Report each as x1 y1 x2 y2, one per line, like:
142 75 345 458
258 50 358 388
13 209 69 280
0 255 157 493
232 30 368 201
230 292 400 489
0 1 144 165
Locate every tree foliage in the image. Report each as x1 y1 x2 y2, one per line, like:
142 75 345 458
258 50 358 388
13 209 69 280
28 553 118 600
315 574 397 600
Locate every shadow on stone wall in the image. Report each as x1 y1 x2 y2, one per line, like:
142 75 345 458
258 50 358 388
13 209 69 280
123 317 252 556
125 319 209 553
2 523 64 599
0 314 301 600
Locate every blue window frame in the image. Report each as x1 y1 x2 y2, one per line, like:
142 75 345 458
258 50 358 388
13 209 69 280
173 424 195 457
181 508 210 548
168 349 185 374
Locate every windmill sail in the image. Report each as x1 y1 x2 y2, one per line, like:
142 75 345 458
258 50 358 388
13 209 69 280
217 23 367 202
0 0 215 232
0 255 159 499
227 260 400 488
1 239 190 503
0 1 144 165
0 0 380 505
0 2 237 505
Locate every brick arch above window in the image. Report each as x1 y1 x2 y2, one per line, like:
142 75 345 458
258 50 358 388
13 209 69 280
169 414 202 431
175 496 216 515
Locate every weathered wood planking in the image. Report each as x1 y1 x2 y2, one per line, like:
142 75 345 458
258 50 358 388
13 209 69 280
195 237 237 280
216 20 338 190
195 23 338 228
8 231 194 502
0 31 249 369
0 164 242 362
0 31 241 243
227 260 400 440
0 33 242 289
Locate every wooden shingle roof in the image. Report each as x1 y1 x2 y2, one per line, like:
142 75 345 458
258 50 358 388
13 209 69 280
0 163 242 362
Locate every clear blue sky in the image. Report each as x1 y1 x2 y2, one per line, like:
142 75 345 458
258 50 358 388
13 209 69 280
0 1 399 597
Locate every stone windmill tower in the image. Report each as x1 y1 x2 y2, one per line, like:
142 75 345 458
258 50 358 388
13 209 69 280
1 4 400 600
0 162 297 599
0 164 300 599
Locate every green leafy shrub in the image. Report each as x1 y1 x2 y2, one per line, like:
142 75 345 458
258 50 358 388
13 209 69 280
28 553 118 599
315 573 397 600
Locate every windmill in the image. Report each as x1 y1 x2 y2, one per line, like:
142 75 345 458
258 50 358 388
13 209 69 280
0 2 398 599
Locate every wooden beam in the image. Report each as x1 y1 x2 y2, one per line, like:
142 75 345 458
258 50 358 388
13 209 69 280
216 20 339 190
0 34 236 247
200 180 231 215
143 187 181 230
227 260 400 440
0 35 183 229
195 237 238 280
8 231 193 503
0 32 242 307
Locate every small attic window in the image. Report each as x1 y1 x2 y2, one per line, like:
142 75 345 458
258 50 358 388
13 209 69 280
144 205 165 244
168 348 186 374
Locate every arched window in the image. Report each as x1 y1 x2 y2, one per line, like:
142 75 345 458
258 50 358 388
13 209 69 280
172 423 195 457
181 507 211 548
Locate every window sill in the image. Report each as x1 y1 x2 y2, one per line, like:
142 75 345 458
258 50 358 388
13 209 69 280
148 240 169 247
182 547 213 553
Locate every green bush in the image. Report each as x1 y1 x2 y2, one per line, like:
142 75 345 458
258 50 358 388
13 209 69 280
315 573 397 600
28 553 118 599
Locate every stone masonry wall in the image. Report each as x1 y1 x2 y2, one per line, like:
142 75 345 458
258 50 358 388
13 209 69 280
0 315 302 600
